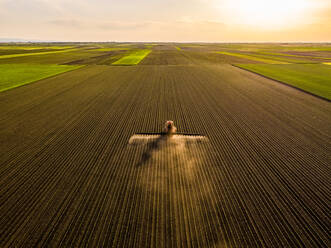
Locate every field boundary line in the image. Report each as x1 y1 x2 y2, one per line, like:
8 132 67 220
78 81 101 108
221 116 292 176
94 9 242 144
231 64 331 102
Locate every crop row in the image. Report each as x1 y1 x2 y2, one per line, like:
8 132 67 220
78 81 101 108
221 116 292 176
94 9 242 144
0 63 330 247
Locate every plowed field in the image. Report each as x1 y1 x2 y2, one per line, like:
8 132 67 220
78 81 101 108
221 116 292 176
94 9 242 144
0 48 330 247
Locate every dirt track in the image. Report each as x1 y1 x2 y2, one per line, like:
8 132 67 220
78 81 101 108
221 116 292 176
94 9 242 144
0 64 330 247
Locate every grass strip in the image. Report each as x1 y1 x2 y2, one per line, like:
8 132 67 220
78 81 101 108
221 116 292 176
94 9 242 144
90 47 131 52
248 53 315 63
0 48 80 59
236 63 331 100
217 52 289 64
112 49 151 65
0 46 74 50
257 51 331 61
0 64 83 92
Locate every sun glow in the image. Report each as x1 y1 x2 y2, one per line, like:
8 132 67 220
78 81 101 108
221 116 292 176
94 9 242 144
223 0 312 29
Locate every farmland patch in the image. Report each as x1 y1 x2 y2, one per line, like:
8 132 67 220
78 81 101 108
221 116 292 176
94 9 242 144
0 46 74 50
0 48 80 59
236 63 331 100
0 44 330 247
217 51 289 64
112 49 152 65
0 64 83 92
90 47 131 52
258 51 331 60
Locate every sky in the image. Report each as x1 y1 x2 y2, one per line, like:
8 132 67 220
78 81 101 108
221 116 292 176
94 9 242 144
0 0 330 42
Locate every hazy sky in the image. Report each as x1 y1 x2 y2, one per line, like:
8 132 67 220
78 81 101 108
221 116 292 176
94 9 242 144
0 0 330 42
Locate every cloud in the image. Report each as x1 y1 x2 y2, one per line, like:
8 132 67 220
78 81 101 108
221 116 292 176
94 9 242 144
48 19 84 28
47 19 152 31
98 21 151 31
0 0 330 41
0 0 61 17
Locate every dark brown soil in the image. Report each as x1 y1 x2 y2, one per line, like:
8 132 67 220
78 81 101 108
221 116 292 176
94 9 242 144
0 61 330 247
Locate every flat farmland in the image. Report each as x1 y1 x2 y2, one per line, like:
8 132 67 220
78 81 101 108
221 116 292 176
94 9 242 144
236 63 331 100
0 44 330 247
0 64 82 92
112 49 151 65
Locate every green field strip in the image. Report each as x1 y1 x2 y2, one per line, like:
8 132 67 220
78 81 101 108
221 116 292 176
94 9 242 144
112 49 152 65
227 51 312 64
0 48 71 56
0 46 74 50
216 52 289 64
236 63 331 100
175 46 181 51
218 44 331 52
279 46 331 52
0 49 110 65
0 48 80 59
144 45 155 49
89 47 131 52
0 64 83 92
248 52 316 64
257 51 331 61
144 43 158 48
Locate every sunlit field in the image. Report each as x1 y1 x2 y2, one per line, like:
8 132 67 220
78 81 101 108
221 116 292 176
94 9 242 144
1 0 330 245
1 43 330 98
0 42 330 247
112 49 152 65
0 63 82 92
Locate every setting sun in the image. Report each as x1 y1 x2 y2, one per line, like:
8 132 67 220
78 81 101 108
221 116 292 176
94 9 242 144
223 0 312 29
